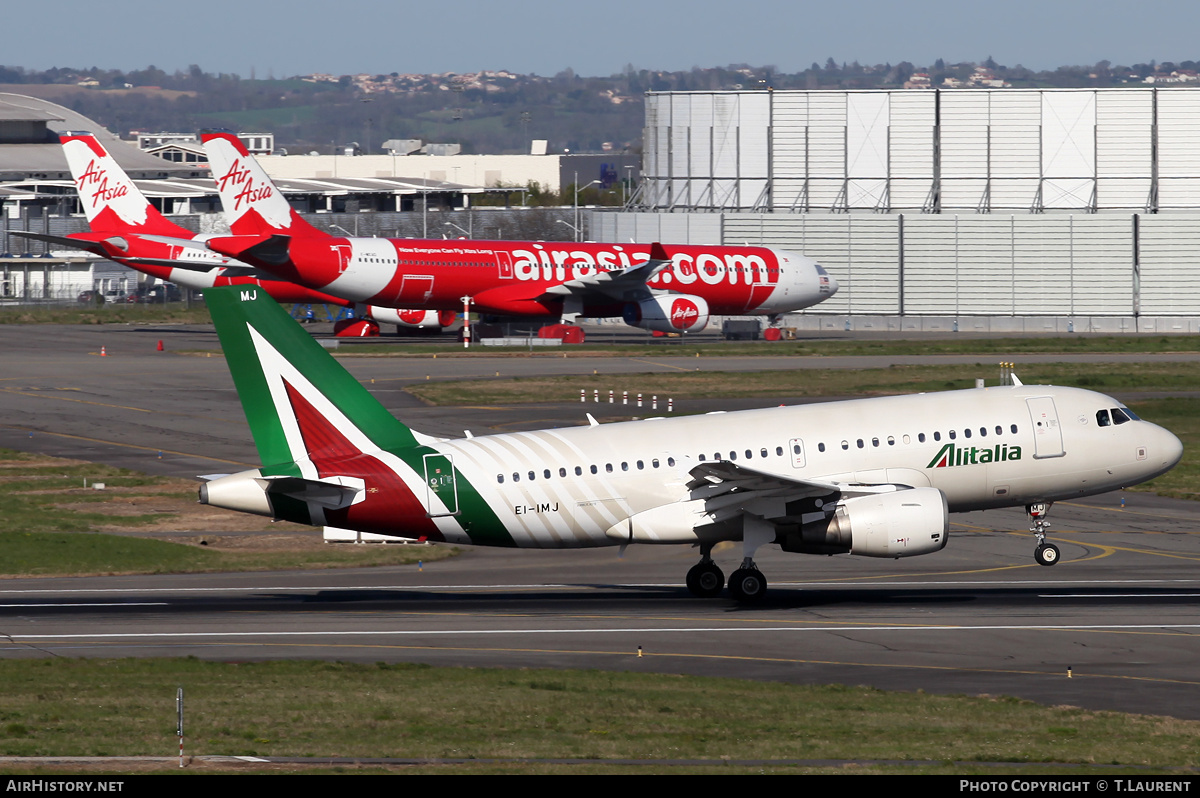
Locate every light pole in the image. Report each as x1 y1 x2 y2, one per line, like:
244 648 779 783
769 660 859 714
573 177 601 243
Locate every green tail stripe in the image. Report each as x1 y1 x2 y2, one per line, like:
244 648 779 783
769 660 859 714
206 286 514 547
205 286 419 465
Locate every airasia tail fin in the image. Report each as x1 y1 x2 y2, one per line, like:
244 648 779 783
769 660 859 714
200 130 329 239
60 132 193 238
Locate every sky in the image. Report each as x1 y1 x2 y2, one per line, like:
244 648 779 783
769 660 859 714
6 0 1200 79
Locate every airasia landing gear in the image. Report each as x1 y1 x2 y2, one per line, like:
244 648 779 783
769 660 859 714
1028 502 1060 566
686 559 725 598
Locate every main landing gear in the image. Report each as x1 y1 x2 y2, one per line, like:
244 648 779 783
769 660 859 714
1028 502 1060 566
685 557 768 602
686 516 773 603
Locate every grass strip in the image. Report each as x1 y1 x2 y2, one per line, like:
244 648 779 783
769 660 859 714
0 659 1194 769
406 362 1200 405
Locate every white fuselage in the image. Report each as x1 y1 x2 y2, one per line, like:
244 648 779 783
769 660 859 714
417 385 1180 548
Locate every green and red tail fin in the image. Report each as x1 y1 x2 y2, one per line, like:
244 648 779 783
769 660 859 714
205 286 424 471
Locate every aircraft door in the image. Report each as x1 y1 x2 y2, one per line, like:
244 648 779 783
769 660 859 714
496 251 514 279
1027 397 1065 459
423 453 459 516
396 275 435 304
788 438 806 468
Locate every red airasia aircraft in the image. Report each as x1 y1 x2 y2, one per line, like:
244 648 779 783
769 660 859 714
12 133 453 334
199 131 837 334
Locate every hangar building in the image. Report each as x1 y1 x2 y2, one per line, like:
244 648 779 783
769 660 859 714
596 87 1200 331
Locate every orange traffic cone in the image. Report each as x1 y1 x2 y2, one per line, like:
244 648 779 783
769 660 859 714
100 346 106 357
157 340 164 352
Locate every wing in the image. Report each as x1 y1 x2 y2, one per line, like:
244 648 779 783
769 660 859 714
538 241 672 303
686 460 912 526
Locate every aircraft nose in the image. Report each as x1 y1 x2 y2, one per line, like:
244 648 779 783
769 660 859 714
822 267 839 296
1157 425 1184 470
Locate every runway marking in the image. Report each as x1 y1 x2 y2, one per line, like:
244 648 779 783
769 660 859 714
0 386 151 414
0 603 167 608
12 639 1200 692
0 577 1198 595
1041 593 1200 598
0 425 255 468
7 622 1200 640
628 358 694 372
0 386 242 425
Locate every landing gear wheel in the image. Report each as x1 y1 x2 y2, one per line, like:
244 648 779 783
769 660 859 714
686 562 725 598
1034 543 1060 566
728 568 768 603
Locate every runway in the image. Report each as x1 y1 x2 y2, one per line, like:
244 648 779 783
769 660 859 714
1 322 1199 719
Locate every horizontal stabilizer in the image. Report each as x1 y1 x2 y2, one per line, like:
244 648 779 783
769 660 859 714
256 475 364 510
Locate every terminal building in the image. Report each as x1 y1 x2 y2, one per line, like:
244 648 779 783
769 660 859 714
596 87 1200 331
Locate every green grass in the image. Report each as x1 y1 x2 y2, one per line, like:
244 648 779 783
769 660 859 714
0 449 453 576
0 303 211 325
329 333 1200 358
0 659 1194 771
407 361 1200 405
1126 397 1200 499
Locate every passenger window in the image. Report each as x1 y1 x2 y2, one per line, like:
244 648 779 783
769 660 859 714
857 439 864 449
934 431 941 441
949 430 957 440
1011 424 1018 434
964 429 971 439
559 467 567 477
818 443 826 452
652 459 660 468
513 472 520 482
606 463 613 473
841 440 849 450
776 447 783 456
979 427 987 437
544 469 551 479
888 436 895 446
621 462 629 471
575 466 582 476
497 474 504 484
918 433 926 443
637 460 644 470
590 465 598 474
872 437 879 447
529 471 536 481
995 425 1002 435
668 457 676 466
760 448 767 458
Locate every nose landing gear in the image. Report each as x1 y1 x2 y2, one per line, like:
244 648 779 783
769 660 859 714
1028 502 1060 566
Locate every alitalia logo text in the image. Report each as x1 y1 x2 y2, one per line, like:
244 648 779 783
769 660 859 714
926 443 1022 469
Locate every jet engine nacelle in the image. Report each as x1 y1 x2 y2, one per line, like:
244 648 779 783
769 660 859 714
358 305 456 330
622 294 710 333
780 488 948 558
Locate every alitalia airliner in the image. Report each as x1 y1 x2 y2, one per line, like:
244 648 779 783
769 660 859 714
199 287 1182 602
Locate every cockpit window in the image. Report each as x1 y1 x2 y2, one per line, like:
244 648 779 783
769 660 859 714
1120 406 1140 421
1111 407 1132 425
1097 409 1112 427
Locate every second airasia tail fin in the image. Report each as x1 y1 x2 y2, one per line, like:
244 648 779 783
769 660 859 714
60 132 194 238
200 130 329 239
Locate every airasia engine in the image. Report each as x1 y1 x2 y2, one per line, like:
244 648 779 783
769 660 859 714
780 488 948 558
358 306 455 330
622 294 710 333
